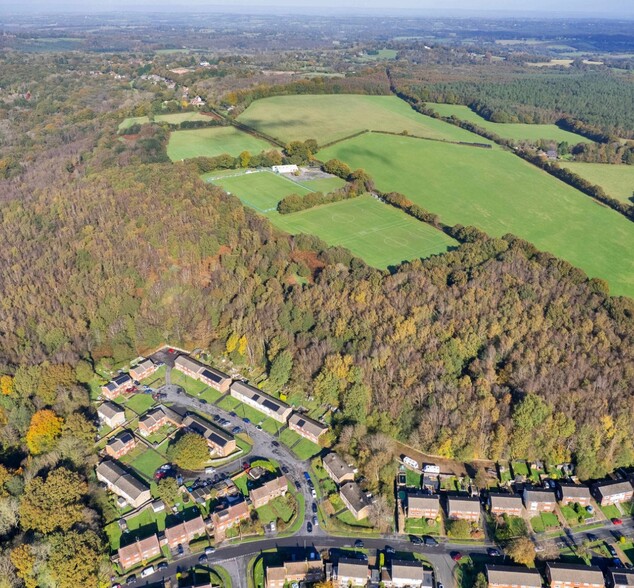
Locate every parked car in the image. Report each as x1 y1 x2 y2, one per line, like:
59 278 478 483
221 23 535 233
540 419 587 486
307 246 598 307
242 418 251 424
587 533 599 542
451 552 463 562
294 481 301 490
307 522 313 533
272 441 280 447
410 536 422 545
312 502 317 514
312 515 318 526
612 518 623 525
157 562 168 571
607 544 618 557
177 544 184 556
354 540 364 548
311 488 317 498
613 558 624 568
205 547 216 556
256 425 263 430
586 505 594 514
303 472 311 481
423 536 439 547
229 412 237 417
125 575 137 585
198 555 208 564
281 466 289 474
213 415 222 423
231 426 242 435
385 546 396 554
487 548 502 557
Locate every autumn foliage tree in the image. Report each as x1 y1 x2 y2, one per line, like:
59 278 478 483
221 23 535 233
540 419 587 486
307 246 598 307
25 409 63 455
506 536 536 567
167 432 210 470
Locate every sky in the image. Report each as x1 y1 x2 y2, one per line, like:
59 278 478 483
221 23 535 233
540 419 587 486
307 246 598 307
4 0 634 17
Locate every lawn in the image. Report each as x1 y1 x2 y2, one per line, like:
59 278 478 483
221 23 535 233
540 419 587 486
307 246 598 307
170 370 211 396
405 517 440 535
290 438 321 461
560 504 592 526
167 126 272 161
211 171 312 213
121 445 167 481
124 393 156 415
428 103 592 144
561 162 634 203
238 95 494 146
406 469 422 488
255 495 295 525
318 133 634 298
105 507 167 551
269 195 459 269
601 504 622 520
337 509 374 528
531 511 560 533
296 176 347 193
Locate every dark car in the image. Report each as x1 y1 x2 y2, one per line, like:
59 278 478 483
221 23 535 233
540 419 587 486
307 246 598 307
487 548 502 557
125 575 137 585
157 562 168 571
307 522 313 533
272 441 280 447
354 540 364 548
177 544 184 556
198 555 208 564
199 399 207 404
587 533 599 542
281 466 289 474
410 536 422 545
312 502 317 514
607 544 618 557
423 536 439 546
229 412 237 417
451 551 463 562
243 417 251 424
295 480 301 490
385 546 396 554
213 415 222 423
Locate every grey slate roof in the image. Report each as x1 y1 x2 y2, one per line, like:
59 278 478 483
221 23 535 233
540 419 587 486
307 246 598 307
547 562 604 583
486 565 541 586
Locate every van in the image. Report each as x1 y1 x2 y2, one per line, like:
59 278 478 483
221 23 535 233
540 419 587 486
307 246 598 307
403 457 419 469
140 566 154 578
423 464 440 474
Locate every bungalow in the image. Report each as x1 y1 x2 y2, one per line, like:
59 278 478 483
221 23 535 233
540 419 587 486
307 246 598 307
138 405 183 437
489 494 524 517
486 564 542 588
105 431 136 459
382 560 434 588
266 557 324 588
211 499 250 538
163 515 207 549
591 479 634 506
249 475 288 509
230 381 292 423
323 452 355 485
608 569 634 588
174 355 231 393
332 558 369 587
117 534 162 571
523 487 557 513
182 413 236 457
556 482 593 507
101 373 133 400
288 412 328 444
407 493 440 519
96 459 151 509
340 481 372 520
446 496 481 522
129 359 157 382
97 401 125 429
546 563 605 588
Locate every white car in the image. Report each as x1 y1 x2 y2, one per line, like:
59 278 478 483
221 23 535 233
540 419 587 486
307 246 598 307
140 566 154 578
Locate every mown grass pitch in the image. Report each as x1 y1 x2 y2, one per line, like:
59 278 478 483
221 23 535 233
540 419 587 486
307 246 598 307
167 126 272 161
118 111 213 130
561 162 634 203
268 195 458 268
318 133 634 298
428 103 592 144
211 171 312 212
237 95 494 146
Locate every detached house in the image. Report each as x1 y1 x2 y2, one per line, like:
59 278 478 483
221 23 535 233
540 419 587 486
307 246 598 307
266 556 324 588
117 534 161 571
546 563 605 588
556 482 593 507
486 564 542 588
591 479 634 506
105 431 136 459
340 481 372 520
129 359 157 382
323 452 355 485
332 558 369 587
523 487 557 513
407 493 440 519
174 355 231 393
288 412 328 444
101 373 133 399
98 401 125 429
230 381 292 423
489 494 524 517
382 560 434 588
446 496 481 522
249 475 288 509
163 515 207 549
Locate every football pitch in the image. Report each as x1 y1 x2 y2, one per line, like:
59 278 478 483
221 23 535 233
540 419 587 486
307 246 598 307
167 126 273 160
268 195 458 268
318 133 634 297
237 94 494 146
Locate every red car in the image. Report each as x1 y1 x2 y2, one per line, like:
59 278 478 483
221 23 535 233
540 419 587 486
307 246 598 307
451 551 463 562
168 348 175 353
612 518 623 525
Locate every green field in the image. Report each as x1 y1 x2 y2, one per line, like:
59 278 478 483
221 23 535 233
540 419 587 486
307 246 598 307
358 49 398 61
562 162 634 203
167 126 272 161
318 133 634 298
427 103 592 144
118 112 213 130
237 95 494 146
297 176 347 193
268 195 459 269
211 171 312 213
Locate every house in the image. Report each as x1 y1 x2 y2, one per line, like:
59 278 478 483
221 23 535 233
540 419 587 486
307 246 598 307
190 96 205 106
129 359 157 382
117 534 161 571
340 481 372 520
608 568 634 588
323 452 355 485
182 413 236 457
382 560 434 588
556 482 593 507
163 515 207 549
546 563 605 588
98 401 125 429
189 486 214 505
138 405 183 437
446 496 481 521
272 164 299 174
101 373 133 399
407 493 440 519
332 558 369 587
288 412 328 444
229 381 292 423
211 499 250 538
249 475 288 509
105 431 136 459
265 557 324 588
523 487 557 513
486 564 542 588
489 494 524 517
591 479 634 506
174 355 231 393
96 459 151 508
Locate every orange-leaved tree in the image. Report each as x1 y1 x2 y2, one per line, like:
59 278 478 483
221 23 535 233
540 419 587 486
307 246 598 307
25 409 63 455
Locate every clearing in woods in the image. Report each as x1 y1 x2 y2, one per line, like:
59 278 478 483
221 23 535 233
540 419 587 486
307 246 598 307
318 132 634 298
267 194 458 269
237 94 495 146
561 162 634 204
166 126 272 161
427 103 593 144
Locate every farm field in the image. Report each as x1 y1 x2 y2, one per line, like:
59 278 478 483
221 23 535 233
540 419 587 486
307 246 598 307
427 103 592 144
358 49 398 61
561 162 634 203
237 95 494 146
318 133 634 298
118 111 213 130
268 195 458 269
167 126 272 161
211 171 312 213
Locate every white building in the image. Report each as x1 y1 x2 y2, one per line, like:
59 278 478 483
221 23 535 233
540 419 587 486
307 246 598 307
272 164 299 174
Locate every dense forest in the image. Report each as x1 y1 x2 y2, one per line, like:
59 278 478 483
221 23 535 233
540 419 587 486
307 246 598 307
0 45 634 586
